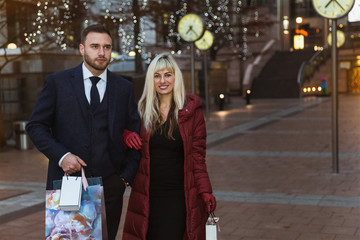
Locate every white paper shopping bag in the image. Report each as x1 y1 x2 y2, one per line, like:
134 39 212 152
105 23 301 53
59 175 82 211
206 212 219 240
206 224 217 240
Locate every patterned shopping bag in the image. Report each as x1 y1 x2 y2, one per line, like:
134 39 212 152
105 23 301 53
45 173 108 240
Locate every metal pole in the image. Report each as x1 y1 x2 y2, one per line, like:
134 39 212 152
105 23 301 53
239 59 243 95
191 42 195 94
324 18 329 46
331 19 339 174
277 0 283 50
204 51 209 120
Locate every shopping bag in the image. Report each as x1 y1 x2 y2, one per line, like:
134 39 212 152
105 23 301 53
206 212 220 240
45 169 108 240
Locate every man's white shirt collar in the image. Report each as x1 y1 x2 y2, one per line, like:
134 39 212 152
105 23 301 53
82 63 107 82
82 63 107 103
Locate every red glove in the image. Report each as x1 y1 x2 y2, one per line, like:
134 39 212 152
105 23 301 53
123 130 142 150
201 193 216 213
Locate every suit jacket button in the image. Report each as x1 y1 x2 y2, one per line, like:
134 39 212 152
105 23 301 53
85 144 89 148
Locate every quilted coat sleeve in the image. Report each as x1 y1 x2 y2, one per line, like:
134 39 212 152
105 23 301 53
192 107 213 194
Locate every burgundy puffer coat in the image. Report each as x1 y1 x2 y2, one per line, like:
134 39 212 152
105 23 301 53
122 94 213 240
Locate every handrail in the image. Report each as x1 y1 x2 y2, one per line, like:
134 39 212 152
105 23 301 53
297 61 307 85
243 39 276 91
297 46 330 88
309 49 323 64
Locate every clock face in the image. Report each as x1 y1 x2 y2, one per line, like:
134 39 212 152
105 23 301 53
195 30 214 50
327 30 346 47
178 14 204 42
312 0 355 19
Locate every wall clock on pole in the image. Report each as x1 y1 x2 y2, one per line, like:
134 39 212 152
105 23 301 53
327 30 346 47
195 30 214 51
178 13 204 42
178 13 205 94
312 0 355 19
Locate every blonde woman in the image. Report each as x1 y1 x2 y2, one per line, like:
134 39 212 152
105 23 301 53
122 52 216 240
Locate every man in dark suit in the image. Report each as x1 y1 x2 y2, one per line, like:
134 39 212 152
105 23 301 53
26 24 141 240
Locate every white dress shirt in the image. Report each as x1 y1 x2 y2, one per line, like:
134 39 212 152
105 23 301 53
82 63 107 103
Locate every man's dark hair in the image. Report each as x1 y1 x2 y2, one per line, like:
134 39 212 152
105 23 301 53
80 24 112 44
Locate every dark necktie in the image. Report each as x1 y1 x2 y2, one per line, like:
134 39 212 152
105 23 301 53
90 76 101 110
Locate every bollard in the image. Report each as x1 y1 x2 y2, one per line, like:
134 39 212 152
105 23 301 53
13 121 33 150
218 94 225 110
246 89 251 105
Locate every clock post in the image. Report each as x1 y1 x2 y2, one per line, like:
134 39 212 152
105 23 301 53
195 30 214 120
312 0 355 174
177 13 205 94
331 18 339 173
190 43 195 94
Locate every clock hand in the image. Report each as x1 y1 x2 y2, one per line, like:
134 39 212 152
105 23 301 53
325 0 333 8
334 0 345 11
186 29 199 38
186 26 193 34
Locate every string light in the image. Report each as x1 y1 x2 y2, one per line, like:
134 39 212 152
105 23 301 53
24 0 268 63
166 0 232 50
25 0 84 50
26 0 148 62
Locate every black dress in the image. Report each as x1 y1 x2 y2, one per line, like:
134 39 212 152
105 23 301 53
146 123 186 240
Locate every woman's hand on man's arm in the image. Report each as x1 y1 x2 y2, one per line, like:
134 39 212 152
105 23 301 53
123 129 142 150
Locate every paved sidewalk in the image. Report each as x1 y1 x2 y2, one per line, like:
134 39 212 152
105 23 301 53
0 94 359 239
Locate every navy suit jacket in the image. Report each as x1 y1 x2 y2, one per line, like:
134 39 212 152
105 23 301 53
26 64 141 190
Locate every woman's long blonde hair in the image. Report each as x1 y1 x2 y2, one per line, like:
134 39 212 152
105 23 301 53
138 52 185 136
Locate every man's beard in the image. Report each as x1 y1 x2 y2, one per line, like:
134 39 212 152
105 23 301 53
84 52 110 71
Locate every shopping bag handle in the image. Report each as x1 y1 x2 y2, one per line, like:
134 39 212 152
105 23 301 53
208 212 220 232
64 167 89 191
209 212 218 222
81 167 89 191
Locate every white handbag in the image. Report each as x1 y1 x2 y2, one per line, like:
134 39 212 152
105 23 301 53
206 212 220 240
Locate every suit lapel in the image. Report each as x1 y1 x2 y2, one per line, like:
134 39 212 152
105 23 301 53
107 70 116 139
69 64 89 122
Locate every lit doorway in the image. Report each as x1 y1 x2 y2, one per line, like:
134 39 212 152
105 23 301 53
351 67 360 93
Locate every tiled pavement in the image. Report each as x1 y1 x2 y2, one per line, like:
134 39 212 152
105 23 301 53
0 94 359 240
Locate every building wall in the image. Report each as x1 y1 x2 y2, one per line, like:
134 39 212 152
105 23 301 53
0 6 7 47
0 52 81 142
